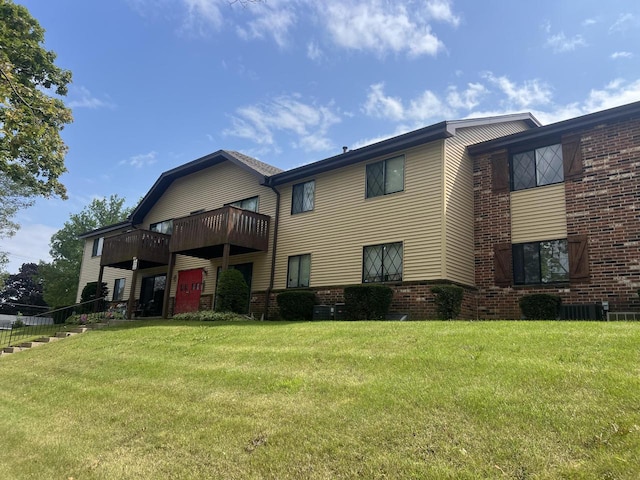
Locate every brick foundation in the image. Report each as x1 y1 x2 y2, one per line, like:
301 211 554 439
251 281 478 320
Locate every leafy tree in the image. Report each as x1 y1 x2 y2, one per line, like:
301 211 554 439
0 1 73 269
0 262 47 315
40 195 133 307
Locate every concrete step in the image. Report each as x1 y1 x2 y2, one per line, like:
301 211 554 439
19 341 46 348
35 336 60 343
70 327 89 334
3 346 23 353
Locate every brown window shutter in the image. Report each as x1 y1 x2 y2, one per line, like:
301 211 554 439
568 235 589 282
494 243 512 287
562 134 583 180
491 150 509 193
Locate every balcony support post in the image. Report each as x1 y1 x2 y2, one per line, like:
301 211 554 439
94 265 105 313
162 252 176 319
126 269 139 319
221 243 231 271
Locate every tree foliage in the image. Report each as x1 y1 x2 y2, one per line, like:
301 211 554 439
0 1 73 270
0 262 47 315
0 0 73 198
40 195 133 307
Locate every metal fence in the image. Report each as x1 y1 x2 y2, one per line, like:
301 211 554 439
0 299 108 350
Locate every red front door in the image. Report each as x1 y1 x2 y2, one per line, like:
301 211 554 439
174 269 203 314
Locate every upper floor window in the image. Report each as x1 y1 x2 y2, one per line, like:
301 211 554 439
291 181 315 214
511 144 563 191
287 254 311 288
228 196 259 212
366 156 404 198
150 219 173 235
513 239 568 285
363 242 403 283
92 237 104 257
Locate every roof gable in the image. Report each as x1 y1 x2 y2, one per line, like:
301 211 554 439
129 150 281 225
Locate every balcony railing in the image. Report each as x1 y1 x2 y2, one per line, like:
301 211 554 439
101 230 171 269
170 206 270 257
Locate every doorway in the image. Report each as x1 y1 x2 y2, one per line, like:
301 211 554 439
139 274 166 317
174 269 204 314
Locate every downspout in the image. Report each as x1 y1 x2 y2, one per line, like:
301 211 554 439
264 183 281 320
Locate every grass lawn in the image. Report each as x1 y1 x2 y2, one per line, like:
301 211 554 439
0 320 638 479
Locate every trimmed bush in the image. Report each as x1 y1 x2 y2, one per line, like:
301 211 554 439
215 269 249 314
519 294 562 320
431 284 464 320
344 285 393 320
277 290 317 320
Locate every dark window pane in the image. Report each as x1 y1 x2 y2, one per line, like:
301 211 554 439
366 162 385 198
363 245 383 282
383 242 403 281
512 244 525 284
536 144 563 186
292 182 313 214
512 151 536 190
523 242 540 284
540 239 568 283
385 157 404 194
287 256 300 287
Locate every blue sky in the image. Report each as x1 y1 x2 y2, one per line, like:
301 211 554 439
3 0 640 273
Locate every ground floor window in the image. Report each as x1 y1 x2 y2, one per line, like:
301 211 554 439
513 239 568 284
287 254 311 288
363 242 403 283
113 278 126 301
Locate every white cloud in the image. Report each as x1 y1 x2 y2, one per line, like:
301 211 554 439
582 18 597 27
67 86 114 109
307 41 323 62
181 0 225 33
120 151 158 168
483 73 553 108
363 83 455 124
323 1 444 57
363 83 405 121
224 94 341 152
236 7 296 47
447 83 488 109
611 51 633 59
425 0 460 27
545 32 587 53
609 13 636 33
1 224 57 273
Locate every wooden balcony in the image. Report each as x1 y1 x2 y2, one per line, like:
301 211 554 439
101 230 171 269
170 206 270 259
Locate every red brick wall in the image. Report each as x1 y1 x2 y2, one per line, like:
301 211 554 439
251 282 477 320
473 117 640 318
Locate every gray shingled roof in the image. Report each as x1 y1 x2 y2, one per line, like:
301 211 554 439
224 150 283 176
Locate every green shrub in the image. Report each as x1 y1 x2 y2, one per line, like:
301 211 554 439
519 294 562 320
431 284 464 320
215 269 249 314
276 290 317 320
79 282 109 313
344 285 393 320
65 311 125 325
13 318 25 328
172 311 249 322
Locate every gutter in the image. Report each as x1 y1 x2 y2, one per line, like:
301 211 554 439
264 184 281 320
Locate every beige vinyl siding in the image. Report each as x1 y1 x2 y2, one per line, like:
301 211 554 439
76 237 133 303
275 142 445 288
511 183 567 243
142 161 277 293
443 121 533 285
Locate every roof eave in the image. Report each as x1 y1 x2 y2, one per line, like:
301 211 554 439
468 101 640 155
